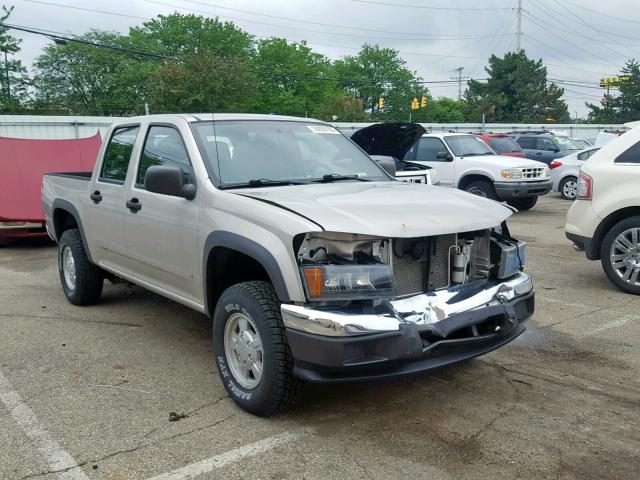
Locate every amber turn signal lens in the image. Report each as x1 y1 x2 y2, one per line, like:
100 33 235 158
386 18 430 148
303 267 324 297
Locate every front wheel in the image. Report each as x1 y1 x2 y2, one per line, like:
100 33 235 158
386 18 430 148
57 229 103 305
508 196 538 211
463 180 497 200
600 217 640 295
213 281 301 416
559 176 578 200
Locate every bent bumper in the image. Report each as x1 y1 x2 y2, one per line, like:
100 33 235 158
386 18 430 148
282 273 534 382
494 180 552 199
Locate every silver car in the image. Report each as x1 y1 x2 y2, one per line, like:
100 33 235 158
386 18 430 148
551 147 600 200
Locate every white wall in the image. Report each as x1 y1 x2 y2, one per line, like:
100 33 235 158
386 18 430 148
0 115 626 140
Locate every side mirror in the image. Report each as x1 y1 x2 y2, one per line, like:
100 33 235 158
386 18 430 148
144 165 196 200
551 146 560 152
436 151 453 161
370 155 397 177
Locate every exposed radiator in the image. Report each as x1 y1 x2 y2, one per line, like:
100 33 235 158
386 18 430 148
391 234 456 297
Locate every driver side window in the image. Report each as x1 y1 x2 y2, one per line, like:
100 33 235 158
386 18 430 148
416 138 448 161
537 138 557 151
137 126 193 187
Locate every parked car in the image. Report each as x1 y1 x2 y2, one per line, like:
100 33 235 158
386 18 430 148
571 138 592 149
551 147 600 200
43 114 535 415
350 123 435 185
510 131 581 164
396 130 551 210
0 134 101 240
476 133 526 158
566 124 640 294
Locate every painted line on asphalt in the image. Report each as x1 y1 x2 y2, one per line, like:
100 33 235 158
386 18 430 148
0 370 88 480
145 429 309 480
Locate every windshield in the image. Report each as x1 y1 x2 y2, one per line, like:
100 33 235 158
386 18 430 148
192 120 389 187
445 135 495 157
488 136 523 154
555 135 582 150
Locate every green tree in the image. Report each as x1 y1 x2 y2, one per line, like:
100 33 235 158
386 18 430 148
128 14 254 58
587 60 640 123
32 30 157 115
312 93 369 122
146 53 256 113
411 97 466 123
465 51 568 123
333 44 427 121
0 6 31 112
252 38 335 116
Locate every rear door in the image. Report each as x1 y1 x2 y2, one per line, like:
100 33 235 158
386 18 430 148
122 123 201 305
535 137 561 164
411 137 455 186
86 125 140 271
515 136 539 159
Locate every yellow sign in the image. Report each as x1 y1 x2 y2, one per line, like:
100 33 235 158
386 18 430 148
599 76 630 89
411 97 419 110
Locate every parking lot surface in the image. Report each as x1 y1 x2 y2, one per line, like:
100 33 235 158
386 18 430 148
1 194 638 480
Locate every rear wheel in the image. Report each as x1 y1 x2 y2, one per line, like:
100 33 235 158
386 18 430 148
559 176 578 200
508 196 538 211
58 229 103 305
463 180 497 200
213 281 301 416
600 217 640 295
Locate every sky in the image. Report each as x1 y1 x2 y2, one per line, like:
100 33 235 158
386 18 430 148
3 0 640 118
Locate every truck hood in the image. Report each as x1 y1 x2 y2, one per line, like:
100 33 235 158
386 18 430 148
236 182 512 237
351 123 426 160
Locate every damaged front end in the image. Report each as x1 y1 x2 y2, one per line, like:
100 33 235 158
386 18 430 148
282 225 533 382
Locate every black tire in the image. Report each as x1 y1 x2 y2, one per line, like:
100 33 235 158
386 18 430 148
508 196 538 211
58 229 103 305
559 176 578 200
463 180 497 200
213 281 302 416
600 216 640 295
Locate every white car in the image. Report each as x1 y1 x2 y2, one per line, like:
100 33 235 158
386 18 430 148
566 123 640 295
551 147 600 200
352 125 551 210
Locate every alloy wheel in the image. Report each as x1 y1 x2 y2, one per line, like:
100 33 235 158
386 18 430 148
610 228 640 286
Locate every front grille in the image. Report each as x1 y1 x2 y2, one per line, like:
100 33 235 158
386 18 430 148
521 167 545 179
391 234 456 297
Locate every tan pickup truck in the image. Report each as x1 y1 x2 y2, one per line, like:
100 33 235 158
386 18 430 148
43 114 534 416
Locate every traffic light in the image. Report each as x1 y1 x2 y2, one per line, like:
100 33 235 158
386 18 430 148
411 97 419 110
378 96 384 109
421 96 427 108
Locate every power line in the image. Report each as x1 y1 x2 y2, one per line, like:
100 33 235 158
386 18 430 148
559 0 640 25
18 0 149 21
172 0 499 38
351 0 513 11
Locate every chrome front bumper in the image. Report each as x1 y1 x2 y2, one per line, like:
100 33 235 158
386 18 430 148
282 272 533 337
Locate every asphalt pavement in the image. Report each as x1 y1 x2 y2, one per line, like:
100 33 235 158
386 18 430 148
0 194 638 480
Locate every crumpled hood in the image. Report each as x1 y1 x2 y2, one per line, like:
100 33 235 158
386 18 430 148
236 182 512 237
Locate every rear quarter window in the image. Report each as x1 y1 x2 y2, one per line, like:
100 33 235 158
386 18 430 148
615 141 640 164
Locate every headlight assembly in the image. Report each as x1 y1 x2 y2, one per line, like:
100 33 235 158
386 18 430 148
300 264 394 301
500 168 523 179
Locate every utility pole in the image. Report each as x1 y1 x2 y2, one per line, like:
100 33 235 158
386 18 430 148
516 0 523 52
451 67 469 100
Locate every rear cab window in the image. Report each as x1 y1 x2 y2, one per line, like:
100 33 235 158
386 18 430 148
136 125 194 188
99 126 140 184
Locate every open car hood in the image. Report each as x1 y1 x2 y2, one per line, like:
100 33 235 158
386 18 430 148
237 182 512 238
351 123 426 160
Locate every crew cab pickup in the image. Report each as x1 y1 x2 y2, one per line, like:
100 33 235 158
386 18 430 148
353 124 552 211
43 114 534 416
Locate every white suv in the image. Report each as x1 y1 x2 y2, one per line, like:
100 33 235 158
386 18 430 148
566 124 640 294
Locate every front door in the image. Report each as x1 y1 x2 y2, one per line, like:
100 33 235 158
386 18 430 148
86 125 140 271
123 124 201 305
412 137 455 186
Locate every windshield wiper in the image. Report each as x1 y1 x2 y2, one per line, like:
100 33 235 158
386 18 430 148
219 178 308 190
313 174 371 183
461 152 494 157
